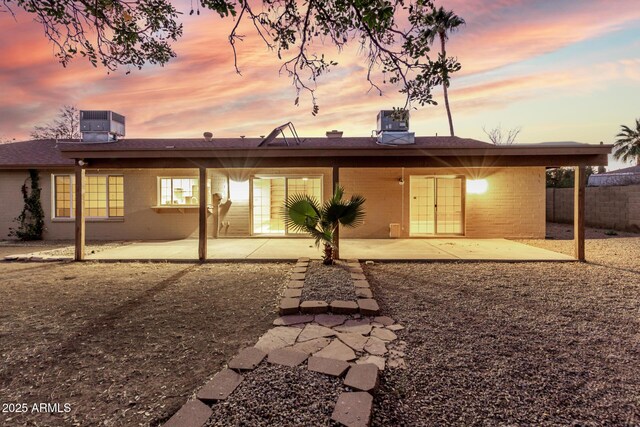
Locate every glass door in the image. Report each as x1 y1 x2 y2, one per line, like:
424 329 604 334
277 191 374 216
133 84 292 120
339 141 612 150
410 177 436 235
410 176 463 236
285 177 322 235
252 177 286 234
252 176 323 235
435 177 463 234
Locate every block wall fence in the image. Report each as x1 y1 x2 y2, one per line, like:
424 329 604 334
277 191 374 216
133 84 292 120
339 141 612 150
546 185 640 232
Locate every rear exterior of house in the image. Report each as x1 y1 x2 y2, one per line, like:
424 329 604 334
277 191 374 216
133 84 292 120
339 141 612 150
0 165 545 241
0 110 611 255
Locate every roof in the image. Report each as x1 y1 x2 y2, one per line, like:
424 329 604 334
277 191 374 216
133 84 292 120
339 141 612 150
59 136 494 151
0 139 75 169
597 165 640 175
0 136 613 169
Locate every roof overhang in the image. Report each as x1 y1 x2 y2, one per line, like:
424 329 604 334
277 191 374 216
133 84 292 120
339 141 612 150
59 144 612 169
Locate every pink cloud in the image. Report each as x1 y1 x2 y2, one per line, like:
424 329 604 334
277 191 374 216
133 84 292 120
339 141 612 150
0 0 638 140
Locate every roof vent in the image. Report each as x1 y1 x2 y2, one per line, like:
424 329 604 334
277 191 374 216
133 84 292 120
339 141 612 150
203 132 213 142
80 110 125 143
326 130 343 138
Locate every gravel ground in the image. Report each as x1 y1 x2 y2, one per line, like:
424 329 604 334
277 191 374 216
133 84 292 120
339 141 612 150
1 240 130 258
516 222 640 273
207 364 342 426
0 241 68 258
0 261 289 427
366 234 640 425
302 261 355 301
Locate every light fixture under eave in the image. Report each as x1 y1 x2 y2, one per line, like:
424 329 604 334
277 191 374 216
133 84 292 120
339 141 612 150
467 179 488 194
229 179 250 201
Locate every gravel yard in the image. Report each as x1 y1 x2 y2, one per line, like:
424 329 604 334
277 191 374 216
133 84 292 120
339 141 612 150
3 225 638 426
302 261 355 301
0 240 129 259
367 226 640 426
0 260 289 427
207 364 342 426
0 241 68 258
517 222 640 272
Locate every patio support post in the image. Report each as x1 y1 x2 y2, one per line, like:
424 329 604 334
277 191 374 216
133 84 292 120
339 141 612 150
199 167 208 262
74 164 85 261
333 166 340 260
574 165 586 261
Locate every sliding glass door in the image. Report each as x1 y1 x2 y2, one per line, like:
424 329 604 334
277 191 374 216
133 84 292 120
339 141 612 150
252 176 322 235
410 176 463 236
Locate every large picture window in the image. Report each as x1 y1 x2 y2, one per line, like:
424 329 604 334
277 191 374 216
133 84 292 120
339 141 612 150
53 174 124 219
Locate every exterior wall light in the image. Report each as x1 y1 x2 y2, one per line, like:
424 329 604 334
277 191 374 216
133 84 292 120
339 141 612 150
467 179 488 194
229 179 250 201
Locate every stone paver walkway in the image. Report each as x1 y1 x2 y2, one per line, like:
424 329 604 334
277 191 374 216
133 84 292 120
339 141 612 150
163 259 406 427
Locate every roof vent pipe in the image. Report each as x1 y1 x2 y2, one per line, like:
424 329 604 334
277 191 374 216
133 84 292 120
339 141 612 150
203 132 213 142
326 130 343 138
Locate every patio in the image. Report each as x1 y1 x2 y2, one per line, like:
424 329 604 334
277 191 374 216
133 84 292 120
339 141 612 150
83 238 573 261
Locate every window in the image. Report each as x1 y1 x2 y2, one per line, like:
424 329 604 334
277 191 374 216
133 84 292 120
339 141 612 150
159 178 200 206
53 174 124 219
54 175 73 218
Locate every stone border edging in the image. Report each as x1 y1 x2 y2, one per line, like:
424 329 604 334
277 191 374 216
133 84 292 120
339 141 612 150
278 258 380 317
163 259 400 427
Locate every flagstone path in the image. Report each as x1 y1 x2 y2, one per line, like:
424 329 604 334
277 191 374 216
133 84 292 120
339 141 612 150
163 259 406 427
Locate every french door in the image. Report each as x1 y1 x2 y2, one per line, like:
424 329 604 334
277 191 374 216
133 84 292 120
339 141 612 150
410 176 464 235
252 176 322 235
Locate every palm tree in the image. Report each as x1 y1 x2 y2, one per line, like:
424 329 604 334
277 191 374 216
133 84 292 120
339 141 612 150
425 7 465 137
614 119 640 165
284 186 365 264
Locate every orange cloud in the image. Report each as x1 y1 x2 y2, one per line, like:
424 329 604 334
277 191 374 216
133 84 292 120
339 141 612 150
0 0 639 140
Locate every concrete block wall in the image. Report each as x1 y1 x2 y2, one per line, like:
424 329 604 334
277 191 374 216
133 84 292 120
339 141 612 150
1 166 546 241
546 184 640 232
340 167 546 239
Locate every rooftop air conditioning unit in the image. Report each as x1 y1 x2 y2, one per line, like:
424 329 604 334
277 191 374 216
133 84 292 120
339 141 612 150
377 110 409 133
376 110 414 145
80 110 125 142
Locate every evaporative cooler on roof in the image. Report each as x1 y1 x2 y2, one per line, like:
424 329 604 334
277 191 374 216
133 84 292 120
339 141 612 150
80 110 125 143
376 110 415 146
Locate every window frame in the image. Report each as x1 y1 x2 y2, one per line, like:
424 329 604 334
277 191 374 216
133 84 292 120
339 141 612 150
51 173 124 220
250 174 324 236
156 176 213 207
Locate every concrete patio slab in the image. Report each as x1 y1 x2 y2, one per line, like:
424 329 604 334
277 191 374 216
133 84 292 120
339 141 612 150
67 237 574 262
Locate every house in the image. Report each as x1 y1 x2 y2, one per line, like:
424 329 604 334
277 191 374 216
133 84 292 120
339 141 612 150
588 165 640 186
0 110 612 261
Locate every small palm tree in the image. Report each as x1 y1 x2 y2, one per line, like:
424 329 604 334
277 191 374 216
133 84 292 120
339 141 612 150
425 7 465 137
614 119 640 165
284 186 365 265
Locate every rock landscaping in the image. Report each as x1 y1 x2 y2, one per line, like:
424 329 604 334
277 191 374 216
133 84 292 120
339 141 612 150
279 258 381 317
164 258 405 426
302 261 354 301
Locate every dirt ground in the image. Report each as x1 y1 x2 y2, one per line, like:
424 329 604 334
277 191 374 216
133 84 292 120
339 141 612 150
0 260 289 426
367 224 640 426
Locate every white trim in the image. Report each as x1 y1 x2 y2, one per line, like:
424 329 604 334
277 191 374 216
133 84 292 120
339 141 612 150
156 176 212 207
51 173 124 220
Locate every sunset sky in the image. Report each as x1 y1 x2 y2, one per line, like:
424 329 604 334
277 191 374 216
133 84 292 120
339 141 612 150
0 0 639 169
